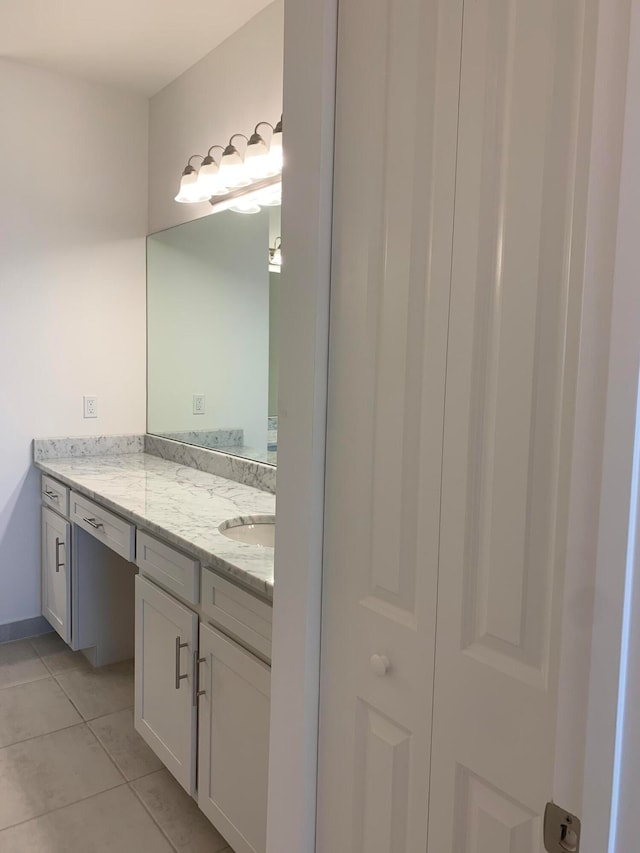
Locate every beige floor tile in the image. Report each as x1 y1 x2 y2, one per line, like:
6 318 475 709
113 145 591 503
0 677 82 747
29 632 66 657
56 659 134 720
0 724 124 830
0 639 49 689
0 784 174 852
88 707 163 781
31 633 92 676
132 769 229 853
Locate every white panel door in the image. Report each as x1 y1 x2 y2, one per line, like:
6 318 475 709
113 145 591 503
427 0 591 850
316 0 463 849
198 622 271 853
134 575 197 795
41 506 71 644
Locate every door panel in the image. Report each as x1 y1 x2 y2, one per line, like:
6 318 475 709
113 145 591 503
134 575 197 795
41 506 71 644
428 0 589 849
317 0 464 849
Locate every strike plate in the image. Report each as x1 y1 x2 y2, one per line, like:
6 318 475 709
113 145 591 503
544 802 581 853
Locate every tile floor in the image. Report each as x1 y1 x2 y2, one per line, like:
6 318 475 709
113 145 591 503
0 632 233 852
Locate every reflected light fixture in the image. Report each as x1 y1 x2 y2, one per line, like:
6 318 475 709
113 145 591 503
174 155 211 203
229 198 263 214
269 236 282 271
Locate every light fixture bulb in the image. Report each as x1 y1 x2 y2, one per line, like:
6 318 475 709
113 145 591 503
174 166 210 203
245 132 278 179
196 156 228 197
219 143 251 188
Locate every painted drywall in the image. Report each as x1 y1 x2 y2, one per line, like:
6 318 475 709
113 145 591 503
147 210 270 449
147 0 284 234
0 59 148 626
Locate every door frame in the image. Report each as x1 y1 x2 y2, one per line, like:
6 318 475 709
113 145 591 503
580 1 640 851
265 0 338 851
267 0 639 852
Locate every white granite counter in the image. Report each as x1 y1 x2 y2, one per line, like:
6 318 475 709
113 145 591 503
35 453 275 600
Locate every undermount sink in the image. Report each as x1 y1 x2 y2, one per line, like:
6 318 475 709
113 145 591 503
218 516 275 547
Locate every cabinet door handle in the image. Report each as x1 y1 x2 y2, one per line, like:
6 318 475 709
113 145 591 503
175 637 189 689
43 490 59 502
82 516 104 531
54 537 65 572
192 650 206 706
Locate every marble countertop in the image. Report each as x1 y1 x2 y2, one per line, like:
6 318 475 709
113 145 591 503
35 453 275 600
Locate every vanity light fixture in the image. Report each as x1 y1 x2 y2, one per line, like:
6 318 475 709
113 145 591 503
219 134 252 188
195 145 228 197
245 121 280 179
174 156 211 203
268 115 283 171
174 115 283 206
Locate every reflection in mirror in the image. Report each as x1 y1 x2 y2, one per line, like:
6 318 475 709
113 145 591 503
147 204 280 466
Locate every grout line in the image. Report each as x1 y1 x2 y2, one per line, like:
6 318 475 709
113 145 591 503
0 779 130 837
82 721 128 786
0 672 51 692
0 718 85 752
128 779 183 853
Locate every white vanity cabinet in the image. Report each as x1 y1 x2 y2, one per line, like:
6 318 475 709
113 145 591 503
134 530 272 853
41 505 71 644
134 575 198 794
198 622 271 853
38 472 272 850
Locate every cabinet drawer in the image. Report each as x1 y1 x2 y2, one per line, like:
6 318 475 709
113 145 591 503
201 570 272 661
71 491 135 562
136 531 199 605
41 475 70 517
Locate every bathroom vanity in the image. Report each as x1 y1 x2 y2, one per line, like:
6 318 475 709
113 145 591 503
35 443 275 853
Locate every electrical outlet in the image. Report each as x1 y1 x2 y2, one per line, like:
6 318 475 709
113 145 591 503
83 396 98 418
193 394 206 415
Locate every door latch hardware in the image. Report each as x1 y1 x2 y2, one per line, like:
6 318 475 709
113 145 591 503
544 802 581 853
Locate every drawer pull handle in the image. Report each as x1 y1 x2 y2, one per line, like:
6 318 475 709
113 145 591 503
54 537 65 572
175 637 189 689
43 490 59 502
83 516 104 531
193 650 206 706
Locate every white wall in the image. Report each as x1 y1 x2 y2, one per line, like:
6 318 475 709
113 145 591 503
147 210 269 449
0 59 148 626
148 0 284 234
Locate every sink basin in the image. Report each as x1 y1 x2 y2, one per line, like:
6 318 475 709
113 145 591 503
218 516 275 547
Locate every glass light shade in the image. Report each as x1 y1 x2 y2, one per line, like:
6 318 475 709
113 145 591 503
268 130 283 171
196 158 228 197
245 137 278 179
219 146 251 188
174 169 210 203
229 199 262 214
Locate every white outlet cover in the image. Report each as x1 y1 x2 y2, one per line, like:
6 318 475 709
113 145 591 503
193 394 206 415
83 396 98 418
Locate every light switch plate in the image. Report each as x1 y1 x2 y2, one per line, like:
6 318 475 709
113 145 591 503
193 394 206 415
83 396 98 418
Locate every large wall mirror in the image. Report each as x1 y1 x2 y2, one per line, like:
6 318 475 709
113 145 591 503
147 203 281 466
